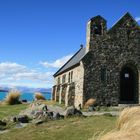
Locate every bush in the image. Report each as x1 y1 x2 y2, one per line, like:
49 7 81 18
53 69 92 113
90 106 140 140
34 92 46 100
84 98 96 108
5 91 21 105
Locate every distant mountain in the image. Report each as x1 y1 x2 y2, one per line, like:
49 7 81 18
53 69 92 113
0 86 52 93
0 89 8 92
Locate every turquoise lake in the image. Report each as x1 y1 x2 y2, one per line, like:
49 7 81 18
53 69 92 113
0 92 51 101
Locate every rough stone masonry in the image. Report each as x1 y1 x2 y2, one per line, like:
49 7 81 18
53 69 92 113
52 12 140 108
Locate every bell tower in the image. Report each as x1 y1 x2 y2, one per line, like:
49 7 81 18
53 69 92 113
86 15 107 52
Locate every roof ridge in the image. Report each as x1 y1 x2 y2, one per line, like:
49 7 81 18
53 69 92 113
53 47 85 77
108 12 138 32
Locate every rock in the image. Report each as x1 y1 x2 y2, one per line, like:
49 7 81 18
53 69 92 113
0 120 6 126
12 116 17 122
15 123 28 129
46 111 53 120
53 112 61 120
32 119 44 125
34 110 44 119
74 109 83 116
64 106 83 117
64 106 75 117
88 106 95 112
60 115 64 119
17 115 29 123
42 105 48 111
21 100 27 103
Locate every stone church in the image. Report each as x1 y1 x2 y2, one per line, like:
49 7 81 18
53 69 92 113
52 12 140 108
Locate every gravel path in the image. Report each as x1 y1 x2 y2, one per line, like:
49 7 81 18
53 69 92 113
47 105 119 117
82 111 119 117
47 105 65 114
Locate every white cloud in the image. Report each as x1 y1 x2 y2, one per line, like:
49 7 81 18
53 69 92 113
0 62 53 87
135 17 140 22
40 54 73 68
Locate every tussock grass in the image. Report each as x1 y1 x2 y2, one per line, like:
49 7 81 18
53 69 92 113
5 91 21 105
91 106 140 140
34 92 46 100
84 98 96 108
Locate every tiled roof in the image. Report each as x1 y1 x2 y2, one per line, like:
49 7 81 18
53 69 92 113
53 47 86 77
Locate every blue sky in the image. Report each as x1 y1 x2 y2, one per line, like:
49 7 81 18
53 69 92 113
0 0 140 88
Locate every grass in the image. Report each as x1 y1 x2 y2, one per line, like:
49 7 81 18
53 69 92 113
92 106 140 140
0 116 116 140
0 103 28 119
0 103 116 140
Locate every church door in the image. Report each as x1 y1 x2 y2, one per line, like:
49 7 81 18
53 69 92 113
120 65 138 103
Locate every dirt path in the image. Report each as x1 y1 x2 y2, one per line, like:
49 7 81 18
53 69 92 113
47 105 119 116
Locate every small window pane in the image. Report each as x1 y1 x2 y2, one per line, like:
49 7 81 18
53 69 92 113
62 75 66 84
125 73 129 78
71 71 73 82
68 72 71 83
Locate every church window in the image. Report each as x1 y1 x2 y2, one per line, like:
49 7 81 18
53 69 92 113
62 74 66 84
57 77 61 85
93 24 102 35
68 72 71 83
71 71 73 82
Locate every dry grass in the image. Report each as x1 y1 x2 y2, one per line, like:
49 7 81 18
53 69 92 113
5 91 21 105
84 98 96 108
34 92 46 100
91 106 140 140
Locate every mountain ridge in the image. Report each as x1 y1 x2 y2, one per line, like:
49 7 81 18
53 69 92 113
0 86 52 93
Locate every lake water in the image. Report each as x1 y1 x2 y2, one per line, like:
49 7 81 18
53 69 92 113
0 92 51 101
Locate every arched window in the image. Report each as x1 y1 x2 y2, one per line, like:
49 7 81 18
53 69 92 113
68 72 71 83
57 77 61 85
71 71 73 82
62 74 66 84
93 24 102 35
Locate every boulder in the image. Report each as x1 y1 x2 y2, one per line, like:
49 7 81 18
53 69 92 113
0 120 6 126
42 105 48 111
21 99 27 103
64 106 83 117
53 112 61 120
64 106 75 117
32 119 44 125
45 111 53 120
17 115 29 123
12 116 17 122
74 109 83 116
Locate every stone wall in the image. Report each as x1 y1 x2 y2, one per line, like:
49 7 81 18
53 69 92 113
74 62 84 107
83 13 140 106
52 62 84 108
53 13 140 107
61 84 67 104
139 71 140 102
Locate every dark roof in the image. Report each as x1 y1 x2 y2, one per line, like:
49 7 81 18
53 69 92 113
54 47 86 77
